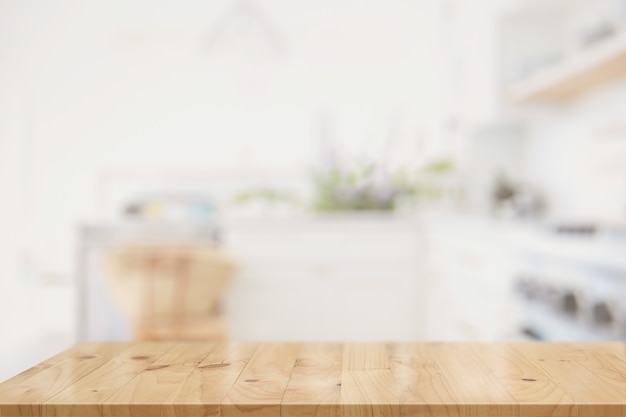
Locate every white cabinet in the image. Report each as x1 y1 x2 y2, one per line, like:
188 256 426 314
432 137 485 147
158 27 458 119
502 0 626 102
422 215 520 341
222 216 425 341
76 214 522 343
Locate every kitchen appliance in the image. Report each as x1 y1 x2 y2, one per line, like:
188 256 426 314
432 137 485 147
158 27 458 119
514 223 626 341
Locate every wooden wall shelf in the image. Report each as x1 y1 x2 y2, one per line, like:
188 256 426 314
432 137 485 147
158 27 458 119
507 29 626 102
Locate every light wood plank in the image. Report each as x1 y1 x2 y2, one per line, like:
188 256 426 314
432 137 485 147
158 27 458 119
0 343 97 387
282 343 343 417
43 342 176 417
343 343 391 372
390 343 467 417
473 343 576 417
341 343 398 417
102 342 212 417
515 343 626 417
507 29 626 102
222 342 300 417
422 343 518 417
1 342 626 417
568 342 626 387
164 342 259 417
0 343 125 417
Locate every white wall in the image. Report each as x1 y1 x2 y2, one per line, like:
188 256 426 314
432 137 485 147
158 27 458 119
526 80 626 222
496 0 626 222
0 0 444 273
0 0 451 352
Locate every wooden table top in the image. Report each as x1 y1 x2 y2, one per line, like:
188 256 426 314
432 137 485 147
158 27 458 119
0 342 625 417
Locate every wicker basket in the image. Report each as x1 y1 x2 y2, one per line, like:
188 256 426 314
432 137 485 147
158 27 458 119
104 244 236 340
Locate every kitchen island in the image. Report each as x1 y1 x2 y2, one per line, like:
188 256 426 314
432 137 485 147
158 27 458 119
0 342 624 417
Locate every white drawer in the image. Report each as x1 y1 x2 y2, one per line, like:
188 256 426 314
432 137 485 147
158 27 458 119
233 257 418 290
226 231 418 260
226 287 418 341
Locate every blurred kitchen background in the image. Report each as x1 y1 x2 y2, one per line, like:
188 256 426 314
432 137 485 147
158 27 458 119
3 0 626 379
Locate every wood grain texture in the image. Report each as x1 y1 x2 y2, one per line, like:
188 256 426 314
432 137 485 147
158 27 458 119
222 342 300 417
282 343 342 417
43 342 176 417
0 342 625 417
101 342 211 417
166 342 258 417
341 343 398 417
474 343 576 417
512 343 626 417
0 343 125 417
